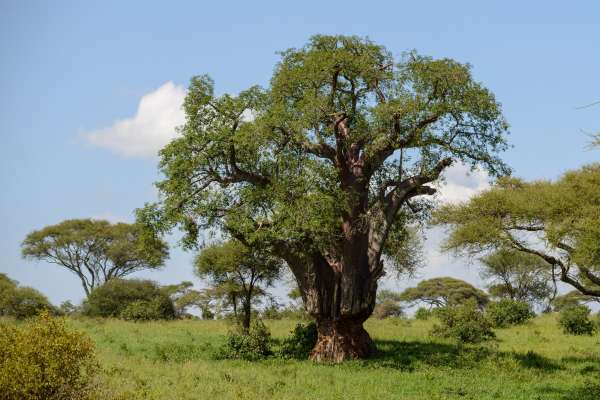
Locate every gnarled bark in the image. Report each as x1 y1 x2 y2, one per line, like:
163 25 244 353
310 317 376 362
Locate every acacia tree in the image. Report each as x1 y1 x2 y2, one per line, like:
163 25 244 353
138 35 509 361
433 164 600 299
22 219 168 296
195 241 282 330
480 249 553 306
399 277 489 308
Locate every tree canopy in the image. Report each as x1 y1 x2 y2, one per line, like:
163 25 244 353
138 34 509 361
400 277 489 308
22 219 169 295
195 240 283 329
480 249 553 306
433 164 600 298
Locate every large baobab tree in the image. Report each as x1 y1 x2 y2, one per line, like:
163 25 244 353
138 35 509 361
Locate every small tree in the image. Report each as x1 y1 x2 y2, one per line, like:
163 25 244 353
480 249 554 307
195 241 282 330
400 277 489 309
161 281 206 317
22 219 169 296
372 289 403 319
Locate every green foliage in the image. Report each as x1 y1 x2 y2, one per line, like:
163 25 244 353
414 307 433 320
480 249 553 305
279 322 318 359
58 300 79 316
195 240 282 329
373 289 404 319
431 301 495 343
0 273 54 319
83 279 175 319
558 305 595 335
137 35 509 329
486 299 534 328
433 164 600 300
120 298 176 321
400 277 489 308
217 319 272 360
0 311 98 400
22 219 169 296
552 290 599 311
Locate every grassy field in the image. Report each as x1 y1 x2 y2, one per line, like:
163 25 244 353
50 314 600 400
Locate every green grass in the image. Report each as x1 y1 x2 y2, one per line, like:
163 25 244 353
34 315 600 399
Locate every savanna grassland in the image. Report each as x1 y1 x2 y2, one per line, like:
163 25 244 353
57 315 600 400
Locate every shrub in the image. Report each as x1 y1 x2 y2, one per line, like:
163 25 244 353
559 305 595 335
217 319 272 360
82 279 175 319
0 287 55 319
0 311 98 400
431 301 495 343
414 307 433 320
279 322 318 359
486 299 534 328
120 297 176 321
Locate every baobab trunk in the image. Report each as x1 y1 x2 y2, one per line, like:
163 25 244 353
295 253 379 362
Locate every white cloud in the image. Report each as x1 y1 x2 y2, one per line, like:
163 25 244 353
85 82 186 158
435 162 490 204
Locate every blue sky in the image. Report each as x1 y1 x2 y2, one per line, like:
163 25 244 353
1 1 598 305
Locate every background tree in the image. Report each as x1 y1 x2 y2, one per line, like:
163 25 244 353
195 241 283 330
372 289 403 319
161 281 206 317
0 273 55 319
82 278 175 319
22 219 169 296
480 249 554 307
552 290 600 311
400 277 489 308
138 35 509 361
433 164 600 299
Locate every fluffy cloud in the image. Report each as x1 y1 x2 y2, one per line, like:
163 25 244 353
435 162 490 204
85 82 186 158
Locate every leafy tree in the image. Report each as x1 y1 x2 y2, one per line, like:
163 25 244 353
480 249 553 306
82 278 175 319
372 289 403 319
400 277 489 308
161 281 206 317
138 35 509 360
195 241 282 330
0 273 55 319
22 219 169 296
433 165 600 299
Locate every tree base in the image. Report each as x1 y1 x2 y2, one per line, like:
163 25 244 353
309 318 376 362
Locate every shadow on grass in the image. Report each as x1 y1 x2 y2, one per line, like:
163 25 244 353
354 340 563 372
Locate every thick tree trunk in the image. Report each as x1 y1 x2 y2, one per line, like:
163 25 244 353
310 317 376 362
291 252 379 362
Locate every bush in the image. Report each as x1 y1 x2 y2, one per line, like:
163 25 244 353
559 305 595 335
486 299 534 328
217 319 272 360
0 311 98 400
279 322 318 359
1 287 55 320
414 307 433 320
83 279 175 319
431 301 495 343
120 297 176 321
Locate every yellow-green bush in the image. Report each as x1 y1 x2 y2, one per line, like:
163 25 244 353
0 311 98 400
